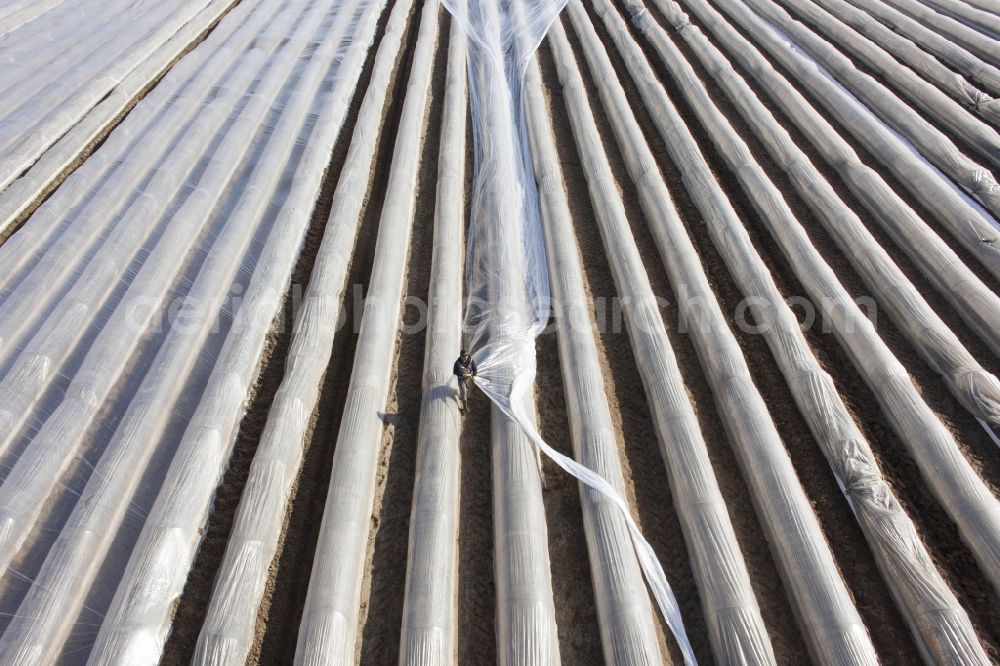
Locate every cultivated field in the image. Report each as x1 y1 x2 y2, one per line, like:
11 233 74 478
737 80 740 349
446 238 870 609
0 0 998 663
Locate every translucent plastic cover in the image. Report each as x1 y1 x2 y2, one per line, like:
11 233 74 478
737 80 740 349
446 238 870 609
442 0 697 661
0 0 387 662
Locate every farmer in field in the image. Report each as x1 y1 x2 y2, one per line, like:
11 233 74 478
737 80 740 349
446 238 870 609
454 349 477 412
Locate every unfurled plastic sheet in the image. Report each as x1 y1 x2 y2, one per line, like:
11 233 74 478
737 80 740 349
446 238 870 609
293 1 437 663
0 0 237 235
702 0 1000 284
669 0 1000 363
632 0 993 659
446 2 563 660
583 2 877 662
840 0 1000 97
0 0 220 191
399 14 467 664
442 0 697 662
0 0 386 662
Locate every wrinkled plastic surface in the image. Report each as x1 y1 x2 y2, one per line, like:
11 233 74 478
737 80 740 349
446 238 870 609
680 0 1000 600
881 0 1000 63
668 0 1000 366
293 0 435 662
583 1 879 662
446 1 564 661
919 0 1000 35
741 0 1000 220
702 0 1000 283
0 0 237 235
443 0 698 662
188 0 406 663
633 0 992 660
539 8 776 664
662 0 1000 422
0 0 385 662
839 0 1000 97
524 57 667 664
399 13 467 663
797 0 1000 126
0 0 220 193
0 0 69 37
774 0 1000 136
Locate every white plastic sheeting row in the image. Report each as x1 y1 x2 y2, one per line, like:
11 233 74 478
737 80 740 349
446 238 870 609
448 0 563 658
879 0 999 69
192 0 410 662
799 0 1000 126
677 0 1000 595
0 0 321 586
399 12 467 662
701 0 1000 284
523 50 667 664
741 0 1000 219
0 0 219 192
582 2 878 662
629 0 993 659
931 0 1000 22
0 0 68 37
294 0 437 662
541 9 776 663
447 0 702 661
775 0 1000 131
668 0 1000 364
917 0 1000 40
646 0 1000 423
0 0 237 235
841 0 1000 97
0 0 385 661
632 0 1000 428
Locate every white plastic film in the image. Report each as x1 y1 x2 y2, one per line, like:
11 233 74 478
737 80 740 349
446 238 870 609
796 0 1000 126
627 0 992 659
0 0 219 192
919 0 1000 35
0 0 69 37
839 0 1000 97
399 12 468 663
698 0 1000 284
739 0 1000 219
578 2 877 662
881 0 1000 62
775 0 1000 133
193 0 412 662
673 0 1000 597
0 0 388 662
448 1 563 660
523 49 666 665
662 0 1000 365
0 0 237 236
533 8 776 664
293 0 437 662
442 0 698 662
